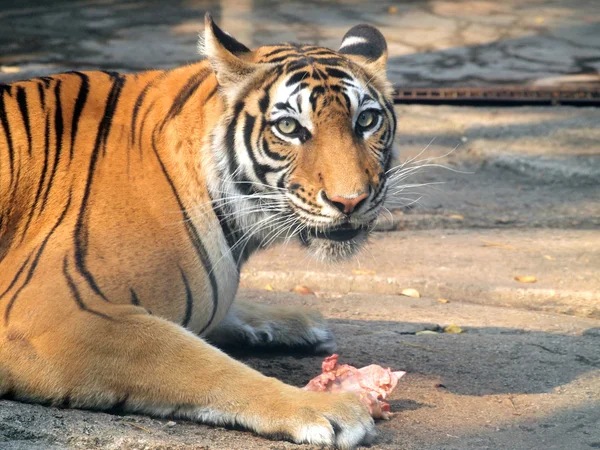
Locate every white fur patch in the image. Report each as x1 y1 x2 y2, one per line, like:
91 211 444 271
340 36 369 49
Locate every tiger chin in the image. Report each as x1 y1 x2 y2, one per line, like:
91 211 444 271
0 13 396 450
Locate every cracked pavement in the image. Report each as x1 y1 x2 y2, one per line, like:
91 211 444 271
1 0 599 87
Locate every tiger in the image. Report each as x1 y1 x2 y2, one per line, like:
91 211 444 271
0 14 397 449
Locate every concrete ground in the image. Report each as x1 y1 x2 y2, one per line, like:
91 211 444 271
1 0 599 449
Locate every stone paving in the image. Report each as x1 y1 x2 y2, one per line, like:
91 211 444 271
1 0 599 87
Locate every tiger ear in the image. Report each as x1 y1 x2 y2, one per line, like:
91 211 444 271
200 13 257 91
338 24 388 74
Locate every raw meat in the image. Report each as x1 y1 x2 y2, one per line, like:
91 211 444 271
303 354 405 419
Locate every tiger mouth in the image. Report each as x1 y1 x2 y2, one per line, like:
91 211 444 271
301 223 366 242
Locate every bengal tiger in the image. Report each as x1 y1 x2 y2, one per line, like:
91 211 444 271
0 14 397 449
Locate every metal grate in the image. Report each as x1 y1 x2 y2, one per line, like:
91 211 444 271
393 86 600 106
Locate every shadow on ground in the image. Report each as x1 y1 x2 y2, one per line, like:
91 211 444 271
224 319 600 397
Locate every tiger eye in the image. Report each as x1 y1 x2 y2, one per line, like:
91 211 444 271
276 118 299 135
357 111 375 128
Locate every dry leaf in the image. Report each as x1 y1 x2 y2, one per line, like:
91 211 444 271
292 285 314 295
449 214 464 220
0 66 21 73
264 284 274 291
444 324 464 334
416 330 438 336
314 291 343 299
387 5 398 14
543 255 554 260
481 239 516 250
437 298 450 304
400 288 420 298
352 269 376 275
514 275 537 283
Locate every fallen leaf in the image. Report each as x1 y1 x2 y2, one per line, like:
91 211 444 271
400 288 420 298
437 298 450 304
387 5 398 14
416 330 438 336
444 324 464 334
514 275 537 283
121 422 151 433
543 255 554 260
535 17 545 24
292 285 314 295
0 66 21 73
314 291 343 299
264 284 274 291
449 214 464 220
352 269 376 275
480 239 517 250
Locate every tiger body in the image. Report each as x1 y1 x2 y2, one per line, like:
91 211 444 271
0 15 396 449
0 65 237 334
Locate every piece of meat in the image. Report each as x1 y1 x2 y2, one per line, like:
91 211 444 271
303 354 405 419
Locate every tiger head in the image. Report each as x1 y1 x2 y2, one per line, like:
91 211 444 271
203 15 397 262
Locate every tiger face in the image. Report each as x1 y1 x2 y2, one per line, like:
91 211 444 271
204 17 397 262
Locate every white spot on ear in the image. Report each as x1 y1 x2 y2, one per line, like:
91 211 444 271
340 36 368 49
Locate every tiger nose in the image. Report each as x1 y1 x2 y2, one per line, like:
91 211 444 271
327 192 369 214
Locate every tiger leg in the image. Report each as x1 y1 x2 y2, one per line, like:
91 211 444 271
1 305 372 448
205 300 337 353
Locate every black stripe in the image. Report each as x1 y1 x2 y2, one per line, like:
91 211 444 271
261 136 286 161
0 251 34 300
37 82 46 109
137 99 156 155
178 267 193 328
150 131 219 334
205 85 218 103
16 87 32 156
130 83 151 146
210 196 238 251
312 56 344 66
309 86 325 111
129 288 140 305
273 101 294 113
39 76 53 88
325 67 352 80
225 101 244 178
4 193 71 323
19 113 50 243
342 92 352 113
39 80 64 214
285 59 310 72
285 71 311 87
266 55 293 64
63 257 113 320
160 69 209 131
70 72 90 160
264 47 291 58
74 75 126 301
258 92 270 114
0 87 15 186
243 113 271 184
108 393 130 413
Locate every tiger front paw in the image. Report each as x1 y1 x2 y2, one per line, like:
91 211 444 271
253 388 376 449
207 303 337 354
